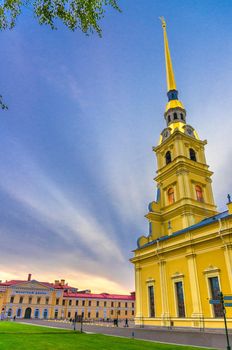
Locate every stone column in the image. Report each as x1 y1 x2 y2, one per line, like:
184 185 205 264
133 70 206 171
222 244 232 291
135 266 143 326
158 259 170 325
185 252 203 325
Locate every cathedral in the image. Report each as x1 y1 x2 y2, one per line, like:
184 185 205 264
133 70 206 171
131 19 232 329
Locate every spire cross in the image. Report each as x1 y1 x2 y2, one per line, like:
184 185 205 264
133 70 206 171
159 16 166 28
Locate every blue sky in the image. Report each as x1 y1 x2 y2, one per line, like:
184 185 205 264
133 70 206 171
1 0 232 293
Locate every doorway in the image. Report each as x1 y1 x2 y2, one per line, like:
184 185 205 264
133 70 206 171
24 307 32 319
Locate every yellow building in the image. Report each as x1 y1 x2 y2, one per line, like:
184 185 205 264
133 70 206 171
131 19 232 329
62 291 135 321
0 274 135 321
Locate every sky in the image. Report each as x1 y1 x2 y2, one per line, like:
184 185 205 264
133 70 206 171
1 0 232 294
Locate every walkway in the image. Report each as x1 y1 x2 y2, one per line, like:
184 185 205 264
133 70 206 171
19 319 232 349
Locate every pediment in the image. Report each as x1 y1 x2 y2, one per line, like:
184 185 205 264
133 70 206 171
11 280 52 290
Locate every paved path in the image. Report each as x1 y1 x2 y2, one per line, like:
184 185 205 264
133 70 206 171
19 319 232 349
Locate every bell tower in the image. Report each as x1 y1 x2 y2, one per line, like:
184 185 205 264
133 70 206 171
138 19 217 247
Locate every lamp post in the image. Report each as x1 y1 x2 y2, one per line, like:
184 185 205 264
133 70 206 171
219 292 231 350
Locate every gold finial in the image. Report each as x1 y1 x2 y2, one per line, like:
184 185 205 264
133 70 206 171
160 17 176 91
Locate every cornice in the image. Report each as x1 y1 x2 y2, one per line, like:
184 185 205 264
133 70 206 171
153 129 207 152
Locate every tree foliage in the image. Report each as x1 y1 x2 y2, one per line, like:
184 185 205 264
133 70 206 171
0 0 120 109
0 0 120 35
0 95 8 110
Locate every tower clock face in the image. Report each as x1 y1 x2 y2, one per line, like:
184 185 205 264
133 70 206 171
186 127 193 135
162 129 170 141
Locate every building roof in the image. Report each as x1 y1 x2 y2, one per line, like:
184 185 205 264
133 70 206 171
64 292 135 300
0 279 76 290
139 210 231 250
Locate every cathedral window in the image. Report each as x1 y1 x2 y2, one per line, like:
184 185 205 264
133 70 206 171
189 148 197 161
168 188 175 204
148 285 155 317
209 277 223 318
195 185 204 202
174 112 178 120
165 151 172 165
175 282 185 318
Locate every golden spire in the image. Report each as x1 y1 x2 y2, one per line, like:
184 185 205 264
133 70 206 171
160 17 185 114
160 17 176 91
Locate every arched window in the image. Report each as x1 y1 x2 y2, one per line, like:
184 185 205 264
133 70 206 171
34 308 39 318
174 112 178 120
43 309 48 319
196 185 204 202
17 308 22 317
180 113 184 121
8 308 12 317
165 151 172 165
168 115 171 123
189 148 197 161
168 188 175 204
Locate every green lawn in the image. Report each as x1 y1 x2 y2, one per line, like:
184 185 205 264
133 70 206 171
0 322 213 350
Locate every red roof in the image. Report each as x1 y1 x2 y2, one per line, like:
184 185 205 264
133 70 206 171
64 292 135 300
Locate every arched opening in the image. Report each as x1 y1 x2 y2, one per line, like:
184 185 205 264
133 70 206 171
17 308 22 318
189 148 197 161
165 151 172 165
168 188 175 204
34 308 39 318
24 307 32 319
173 112 178 120
196 185 204 202
7 308 12 317
54 309 58 319
180 113 184 121
168 115 171 123
43 309 48 319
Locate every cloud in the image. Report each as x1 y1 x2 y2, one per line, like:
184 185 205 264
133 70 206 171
0 140 130 286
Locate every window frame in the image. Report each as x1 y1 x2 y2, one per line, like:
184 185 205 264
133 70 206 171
146 280 155 318
171 273 186 318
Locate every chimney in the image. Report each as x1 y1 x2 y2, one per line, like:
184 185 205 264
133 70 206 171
54 280 59 286
28 274 32 281
60 279 65 286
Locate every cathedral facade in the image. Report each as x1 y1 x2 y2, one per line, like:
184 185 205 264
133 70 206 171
131 19 232 329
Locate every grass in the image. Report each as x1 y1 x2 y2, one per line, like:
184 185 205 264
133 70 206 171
0 322 213 350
